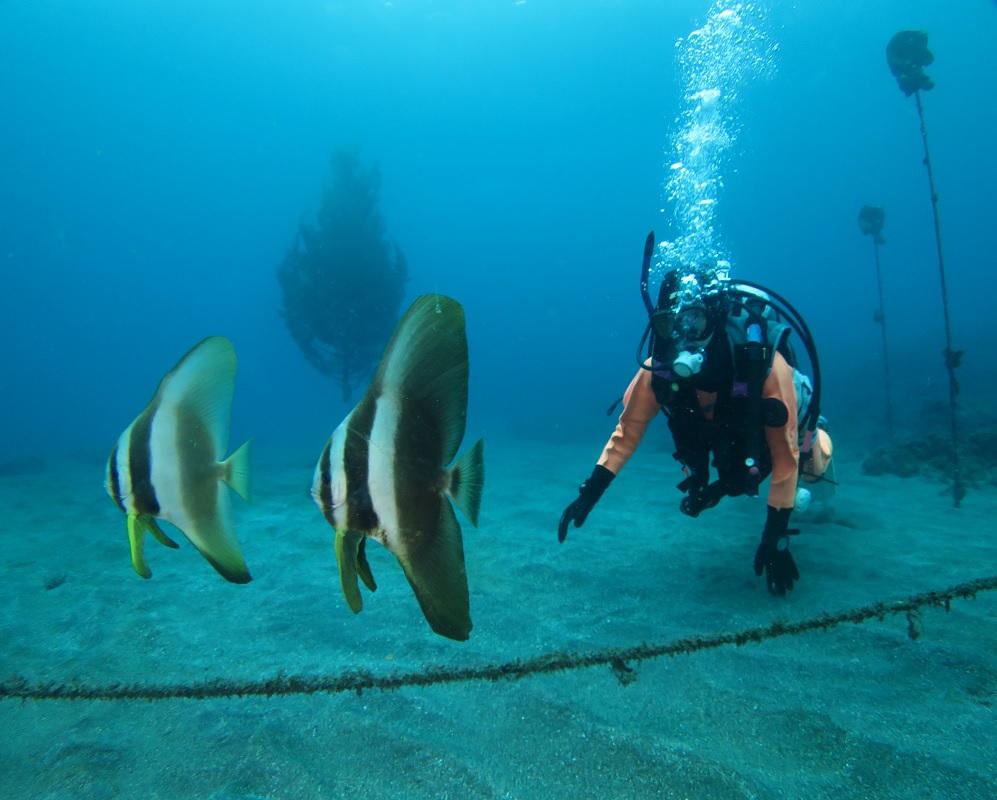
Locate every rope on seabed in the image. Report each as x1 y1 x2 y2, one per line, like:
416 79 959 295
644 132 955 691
3 575 996 703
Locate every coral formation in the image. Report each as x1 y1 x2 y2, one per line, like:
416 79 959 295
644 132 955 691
862 408 997 487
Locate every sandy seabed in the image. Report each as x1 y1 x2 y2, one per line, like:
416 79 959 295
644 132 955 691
1 435 995 800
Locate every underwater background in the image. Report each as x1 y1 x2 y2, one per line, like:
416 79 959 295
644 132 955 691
2 2 997 799
3 0 996 462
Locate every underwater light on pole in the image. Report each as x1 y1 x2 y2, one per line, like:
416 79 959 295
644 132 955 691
858 204 894 440
886 30 965 507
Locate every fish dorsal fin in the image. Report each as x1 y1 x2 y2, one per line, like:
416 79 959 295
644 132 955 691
371 295 468 466
154 336 236 458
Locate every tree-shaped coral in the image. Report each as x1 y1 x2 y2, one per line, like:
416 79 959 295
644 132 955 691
278 149 408 400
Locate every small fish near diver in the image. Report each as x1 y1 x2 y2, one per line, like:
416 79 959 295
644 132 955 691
105 336 253 583
311 294 485 641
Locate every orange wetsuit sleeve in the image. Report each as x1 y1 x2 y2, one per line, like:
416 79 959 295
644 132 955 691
597 365 663 475
764 351 800 510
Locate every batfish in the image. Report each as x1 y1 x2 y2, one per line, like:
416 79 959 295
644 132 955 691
105 336 253 583
311 294 484 640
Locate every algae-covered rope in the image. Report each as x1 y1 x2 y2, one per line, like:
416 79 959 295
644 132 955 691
3 576 996 703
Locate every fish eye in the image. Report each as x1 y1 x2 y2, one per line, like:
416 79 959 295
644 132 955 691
321 470 331 484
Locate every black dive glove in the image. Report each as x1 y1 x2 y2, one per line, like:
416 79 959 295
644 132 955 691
678 475 727 518
558 465 615 543
753 506 801 595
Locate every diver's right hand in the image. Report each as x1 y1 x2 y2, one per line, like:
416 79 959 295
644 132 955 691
557 465 615 542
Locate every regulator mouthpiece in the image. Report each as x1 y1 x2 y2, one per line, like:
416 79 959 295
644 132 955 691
673 350 705 378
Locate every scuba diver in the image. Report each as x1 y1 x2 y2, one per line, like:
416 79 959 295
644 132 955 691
558 234 833 595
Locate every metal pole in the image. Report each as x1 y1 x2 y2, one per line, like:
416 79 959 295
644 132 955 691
870 236 895 440
914 90 964 507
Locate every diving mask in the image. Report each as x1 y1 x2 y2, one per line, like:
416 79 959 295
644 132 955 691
651 306 709 342
652 304 712 378
650 262 729 379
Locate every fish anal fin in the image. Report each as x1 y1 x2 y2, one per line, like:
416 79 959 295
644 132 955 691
190 540 252 584
447 438 484 527
187 529 252 584
182 494 252 584
397 500 471 641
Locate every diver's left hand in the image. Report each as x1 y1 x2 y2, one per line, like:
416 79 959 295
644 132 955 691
753 506 800 595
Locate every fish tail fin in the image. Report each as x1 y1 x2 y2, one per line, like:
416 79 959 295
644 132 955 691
335 530 377 614
222 438 253 503
447 438 484 527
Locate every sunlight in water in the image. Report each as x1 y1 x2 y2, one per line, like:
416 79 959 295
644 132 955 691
656 2 777 287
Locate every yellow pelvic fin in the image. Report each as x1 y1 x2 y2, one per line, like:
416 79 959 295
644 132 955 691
335 530 377 614
127 516 182 578
127 515 153 579
357 538 377 592
147 518 180 549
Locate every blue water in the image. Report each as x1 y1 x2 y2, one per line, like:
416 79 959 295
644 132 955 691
2 1 996 466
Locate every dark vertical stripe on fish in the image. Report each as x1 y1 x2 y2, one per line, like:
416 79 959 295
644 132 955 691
107 443 126 513
176 402 217 521
344 399 379 531
393 397 446 549
318 440 336 527
129 406 160 515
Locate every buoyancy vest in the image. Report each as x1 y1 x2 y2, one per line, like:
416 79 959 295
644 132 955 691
650 309 799 497
650 311 794 406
